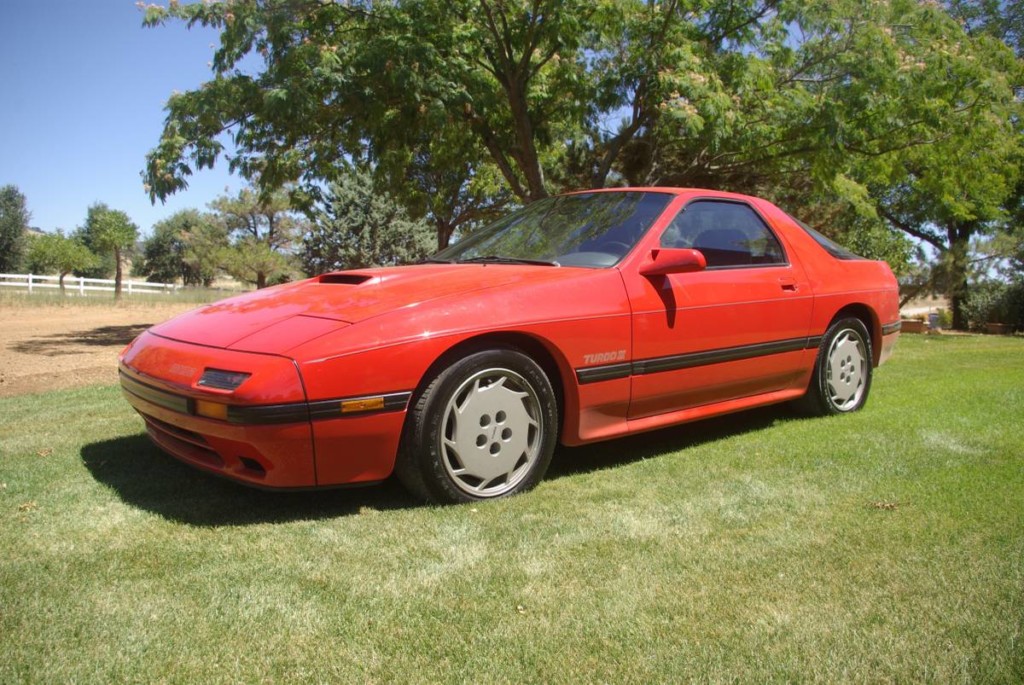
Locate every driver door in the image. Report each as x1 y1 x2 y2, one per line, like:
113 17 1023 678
626 198 814 419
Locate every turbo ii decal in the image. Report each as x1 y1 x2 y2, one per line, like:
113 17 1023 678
582 350 627 365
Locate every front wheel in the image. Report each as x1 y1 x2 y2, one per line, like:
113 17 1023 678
797 317 873 416
396 348 558 504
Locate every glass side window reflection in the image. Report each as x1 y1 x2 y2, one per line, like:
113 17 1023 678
660 200 786 268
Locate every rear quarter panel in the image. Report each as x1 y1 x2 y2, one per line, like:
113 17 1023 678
754 199 900 365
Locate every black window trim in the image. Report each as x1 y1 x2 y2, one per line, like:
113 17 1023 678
663 197 791 270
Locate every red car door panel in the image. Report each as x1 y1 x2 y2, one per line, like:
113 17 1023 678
624 199 815 419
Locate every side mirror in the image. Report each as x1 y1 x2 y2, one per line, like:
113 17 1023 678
639 248 707 277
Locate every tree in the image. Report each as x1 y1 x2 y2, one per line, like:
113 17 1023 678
857 4 1024 328
0 185 30 272
143 1 1001 203
140 0 1023 322
302 169 435 274
946 0 1024 57
141 0 598 204
138 209 226 286
209 188 306 288
79 204 139 301
25 231 98 296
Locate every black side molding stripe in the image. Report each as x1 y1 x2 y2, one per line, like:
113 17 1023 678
882 321 901 335
575 362 632 384
120 371 411 425
634 338 809 375
575 336 821 385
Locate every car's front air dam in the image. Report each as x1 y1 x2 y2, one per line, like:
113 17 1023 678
119 332 318 488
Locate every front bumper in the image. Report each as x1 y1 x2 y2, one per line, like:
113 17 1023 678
119 332 411 489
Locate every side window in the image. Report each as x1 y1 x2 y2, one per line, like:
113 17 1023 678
659 200 786 268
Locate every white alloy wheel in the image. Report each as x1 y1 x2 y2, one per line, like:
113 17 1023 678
825 329 868 411
396 347 558 504
440 368 543 497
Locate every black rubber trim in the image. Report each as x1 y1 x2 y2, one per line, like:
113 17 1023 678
635 338 809 375
120 370 411 425
227 403 311 425
575 336 820 385
881 321 901 335
575 362 632 384
120 372 191 414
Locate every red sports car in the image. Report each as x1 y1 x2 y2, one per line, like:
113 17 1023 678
120 188 900 502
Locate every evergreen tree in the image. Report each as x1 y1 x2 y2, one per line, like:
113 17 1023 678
303 170 435 274
0 185 30 272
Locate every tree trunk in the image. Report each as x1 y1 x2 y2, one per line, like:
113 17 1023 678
436 219 454 251
506 79 548 201
947 225 971 330
257 271 267 289
113 247 123 301
59 272 66 297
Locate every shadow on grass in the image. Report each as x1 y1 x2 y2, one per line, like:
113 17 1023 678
82 405 797 526
11 324 153 356
80 435 418 527
548 404 795 480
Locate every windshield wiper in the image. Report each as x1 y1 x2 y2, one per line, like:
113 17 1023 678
458 255 560 267
420 257 457 264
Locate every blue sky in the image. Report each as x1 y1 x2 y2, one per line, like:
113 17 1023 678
0 1 243 237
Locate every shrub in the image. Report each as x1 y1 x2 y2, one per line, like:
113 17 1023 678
963 280 1024 331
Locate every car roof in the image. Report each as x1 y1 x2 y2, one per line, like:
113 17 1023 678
563 187 762 203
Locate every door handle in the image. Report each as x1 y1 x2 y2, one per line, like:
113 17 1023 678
779 278 798 292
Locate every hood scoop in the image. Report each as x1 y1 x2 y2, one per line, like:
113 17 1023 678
318 273 375 285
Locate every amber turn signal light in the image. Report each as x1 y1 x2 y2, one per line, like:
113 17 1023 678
340 397 386 414
194 399 229 421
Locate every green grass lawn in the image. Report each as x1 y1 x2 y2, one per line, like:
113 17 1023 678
0 286 239 308
1 334 1021 683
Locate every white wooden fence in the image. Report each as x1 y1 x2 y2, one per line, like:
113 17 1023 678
0 273 180 297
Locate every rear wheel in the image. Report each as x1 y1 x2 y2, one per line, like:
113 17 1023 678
797 317 873 416
396 348 558 504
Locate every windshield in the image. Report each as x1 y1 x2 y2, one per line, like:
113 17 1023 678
432 191 673 268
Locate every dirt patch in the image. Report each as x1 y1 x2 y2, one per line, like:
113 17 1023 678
0 303 199 398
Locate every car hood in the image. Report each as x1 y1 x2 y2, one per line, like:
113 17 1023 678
149 264 595 354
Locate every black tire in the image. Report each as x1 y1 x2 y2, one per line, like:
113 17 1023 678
796 317 873 416
395 348 558 504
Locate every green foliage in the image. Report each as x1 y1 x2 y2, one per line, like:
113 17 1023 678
220 238 296 289
302 170 435 273
77 204 140 300
140 0 1024 323
138 210 226 286
25 231 98 295
962 280 1024 331
946 0 1024 57
0 185 30 272
209 188 303 251
80 203 139 255
209 188 306 288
